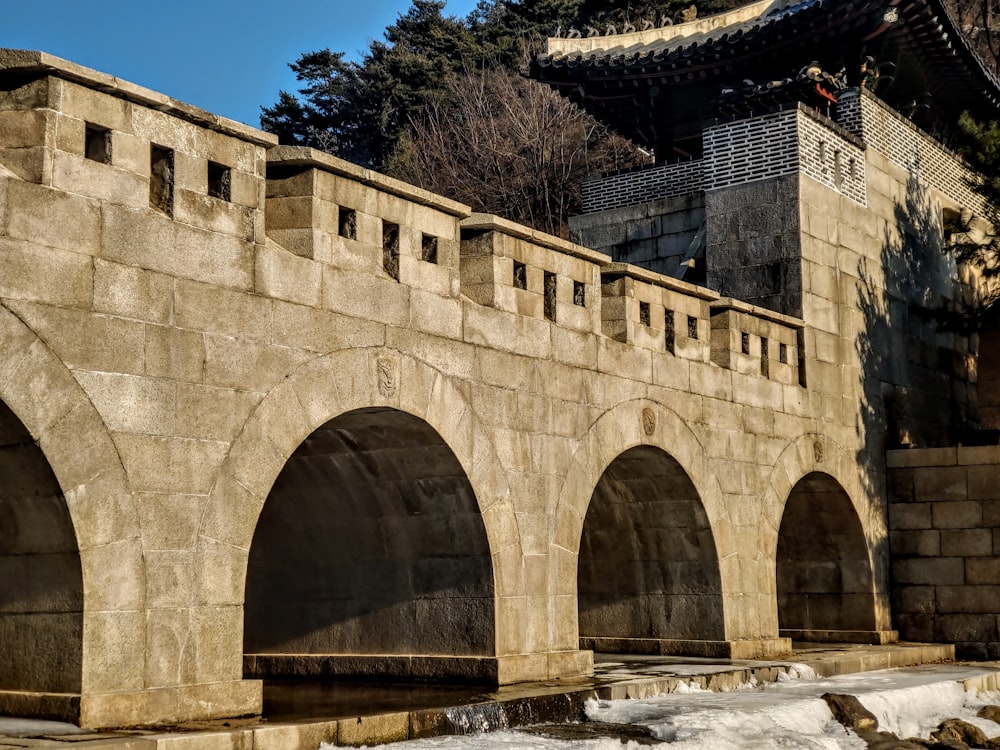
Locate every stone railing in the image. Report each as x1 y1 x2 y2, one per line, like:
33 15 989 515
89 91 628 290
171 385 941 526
710 298 803 387
599 263 714 363
458 217 806 385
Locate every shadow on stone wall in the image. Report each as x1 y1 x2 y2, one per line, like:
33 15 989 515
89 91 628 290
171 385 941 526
856 168 977 473
853 168 981 636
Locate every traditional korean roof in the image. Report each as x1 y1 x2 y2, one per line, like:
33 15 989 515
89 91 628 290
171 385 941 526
532 0 1000 158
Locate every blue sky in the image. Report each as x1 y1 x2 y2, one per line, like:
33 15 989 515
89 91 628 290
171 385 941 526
2 0 481 128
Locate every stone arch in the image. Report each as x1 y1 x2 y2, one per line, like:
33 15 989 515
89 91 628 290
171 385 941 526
196 348 518 669
243 406 496 661
578 444 725 643
777 471 877 633
552 399 734 651
0 303 144 702
762 434 890 638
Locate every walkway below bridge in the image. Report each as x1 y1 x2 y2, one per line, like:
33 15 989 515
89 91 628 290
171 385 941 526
0 642 976 749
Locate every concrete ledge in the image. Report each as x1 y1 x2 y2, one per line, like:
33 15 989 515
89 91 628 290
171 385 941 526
0 689 80 723
461 213 611 264
0 49 277 147
0 645 973 747
963 666 1000 692
83 680 261 730
245 654 501 684
601 262 720 300
0 680 262 730
794 642 955 677
580 637 793 659
781 629 899 645
268 145 471 218
711 296 805 330
245 652 595 686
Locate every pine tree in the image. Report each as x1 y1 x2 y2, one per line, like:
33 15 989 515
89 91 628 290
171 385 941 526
950 113 1000 317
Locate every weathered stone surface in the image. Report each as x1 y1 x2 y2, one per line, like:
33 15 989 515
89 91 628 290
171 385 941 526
978 705 1000 724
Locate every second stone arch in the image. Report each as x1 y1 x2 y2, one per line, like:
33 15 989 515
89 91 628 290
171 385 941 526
578 443 726 653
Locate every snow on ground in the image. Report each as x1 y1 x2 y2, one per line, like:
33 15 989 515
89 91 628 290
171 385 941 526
344 665 1000 750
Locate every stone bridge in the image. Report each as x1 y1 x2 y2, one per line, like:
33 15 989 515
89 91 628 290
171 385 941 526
0 50 935 728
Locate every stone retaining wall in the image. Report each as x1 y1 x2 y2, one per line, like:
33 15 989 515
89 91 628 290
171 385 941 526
888 446 1000 659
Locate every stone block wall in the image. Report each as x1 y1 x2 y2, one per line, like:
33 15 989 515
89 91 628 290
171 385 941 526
569 193 705 280
706 174 803 316
0 49 967 729
888 446 1000 659
460 213 605 336
709 300 801 387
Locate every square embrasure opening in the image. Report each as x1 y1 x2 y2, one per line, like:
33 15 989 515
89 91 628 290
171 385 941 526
149 144 174 216
639 301 651 327
382 220 400 280
513 261 527 290
339 208 357 240
421 234 438 264
208 161 232 201
85 123 112 164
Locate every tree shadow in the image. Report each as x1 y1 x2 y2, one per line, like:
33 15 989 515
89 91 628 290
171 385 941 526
856 164 977 479
853 163 983 637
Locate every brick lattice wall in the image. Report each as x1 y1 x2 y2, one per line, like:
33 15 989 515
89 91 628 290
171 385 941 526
797 110 867 206
889 446 1000 659
840 89 983 213
581 159 704 214
583 106 868 214
703 110 799 191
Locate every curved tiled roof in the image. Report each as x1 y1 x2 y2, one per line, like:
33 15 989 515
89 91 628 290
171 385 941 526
538 0 821 71
532 0 1000 153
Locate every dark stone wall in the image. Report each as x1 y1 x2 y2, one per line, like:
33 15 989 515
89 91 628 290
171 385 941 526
569 194 705 281
705 175 802 317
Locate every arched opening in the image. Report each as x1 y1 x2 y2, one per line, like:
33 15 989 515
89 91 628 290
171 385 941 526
776 472 877 635
578 446 724 647
244 407 495 678
0 400 83 693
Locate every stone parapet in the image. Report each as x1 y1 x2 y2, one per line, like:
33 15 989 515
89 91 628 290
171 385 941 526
709 298 803 386
266 147 465 303
0 48 924 731
599 262 715 362
0 49 277 146
459 213 607 334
